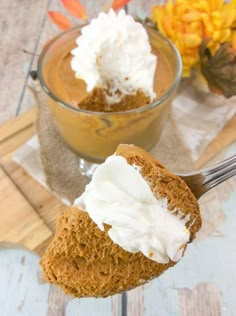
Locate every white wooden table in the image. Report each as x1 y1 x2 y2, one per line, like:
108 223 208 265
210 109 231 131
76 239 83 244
1 1 236 315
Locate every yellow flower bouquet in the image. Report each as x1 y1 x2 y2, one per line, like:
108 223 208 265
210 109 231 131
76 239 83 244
152 0 236 97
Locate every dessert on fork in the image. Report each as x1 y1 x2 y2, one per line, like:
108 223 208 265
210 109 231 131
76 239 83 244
41 145 201 297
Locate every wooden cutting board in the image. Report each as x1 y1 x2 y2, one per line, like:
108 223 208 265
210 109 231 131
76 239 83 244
0 107 67 256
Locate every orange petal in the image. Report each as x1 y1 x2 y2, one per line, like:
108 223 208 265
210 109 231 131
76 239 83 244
165 0 174 14
152 12 167 36
215 28 231 43
182 67 191 77
111 0 131 11
222 2 236 28
189 21 203 37
231 32 236 49
61 0 88 19
181 12 202 23
208 0 224 11
175 21 185 33
48 11 72 30
175 4 188 17
183 34 202 48
163 15 174 37
193 2 210 13
211 11 223 28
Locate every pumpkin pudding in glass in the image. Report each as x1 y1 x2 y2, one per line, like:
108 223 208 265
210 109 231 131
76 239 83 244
38 9 182 164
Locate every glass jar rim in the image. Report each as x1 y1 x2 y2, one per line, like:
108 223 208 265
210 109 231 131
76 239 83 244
37 24 182 116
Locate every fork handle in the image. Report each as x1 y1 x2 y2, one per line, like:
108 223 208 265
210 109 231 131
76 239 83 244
181 155 236 199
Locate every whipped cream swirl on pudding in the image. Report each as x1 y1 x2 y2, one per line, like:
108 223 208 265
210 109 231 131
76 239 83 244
74 155 190 264
71 9 157 105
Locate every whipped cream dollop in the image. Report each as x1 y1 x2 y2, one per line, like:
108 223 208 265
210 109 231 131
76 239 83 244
74 155 190 264
71 9 157 105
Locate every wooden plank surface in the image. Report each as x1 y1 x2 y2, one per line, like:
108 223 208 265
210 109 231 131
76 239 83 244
0 248 121 316
0 0 49 124
0 107 37 143
128 0 163 17
0 109 57 257
0 166 52 252
0 109 67 251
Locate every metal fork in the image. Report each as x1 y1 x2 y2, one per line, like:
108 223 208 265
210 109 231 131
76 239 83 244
179 155 236 199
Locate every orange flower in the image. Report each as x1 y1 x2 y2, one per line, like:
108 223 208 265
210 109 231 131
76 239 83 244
152 0 236 76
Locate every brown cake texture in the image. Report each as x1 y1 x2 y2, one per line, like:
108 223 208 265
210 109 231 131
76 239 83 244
40 145 201 298
77 87 150 112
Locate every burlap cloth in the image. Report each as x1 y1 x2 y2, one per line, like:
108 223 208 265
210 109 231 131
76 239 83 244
36 88 90 204
13 81 236 205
